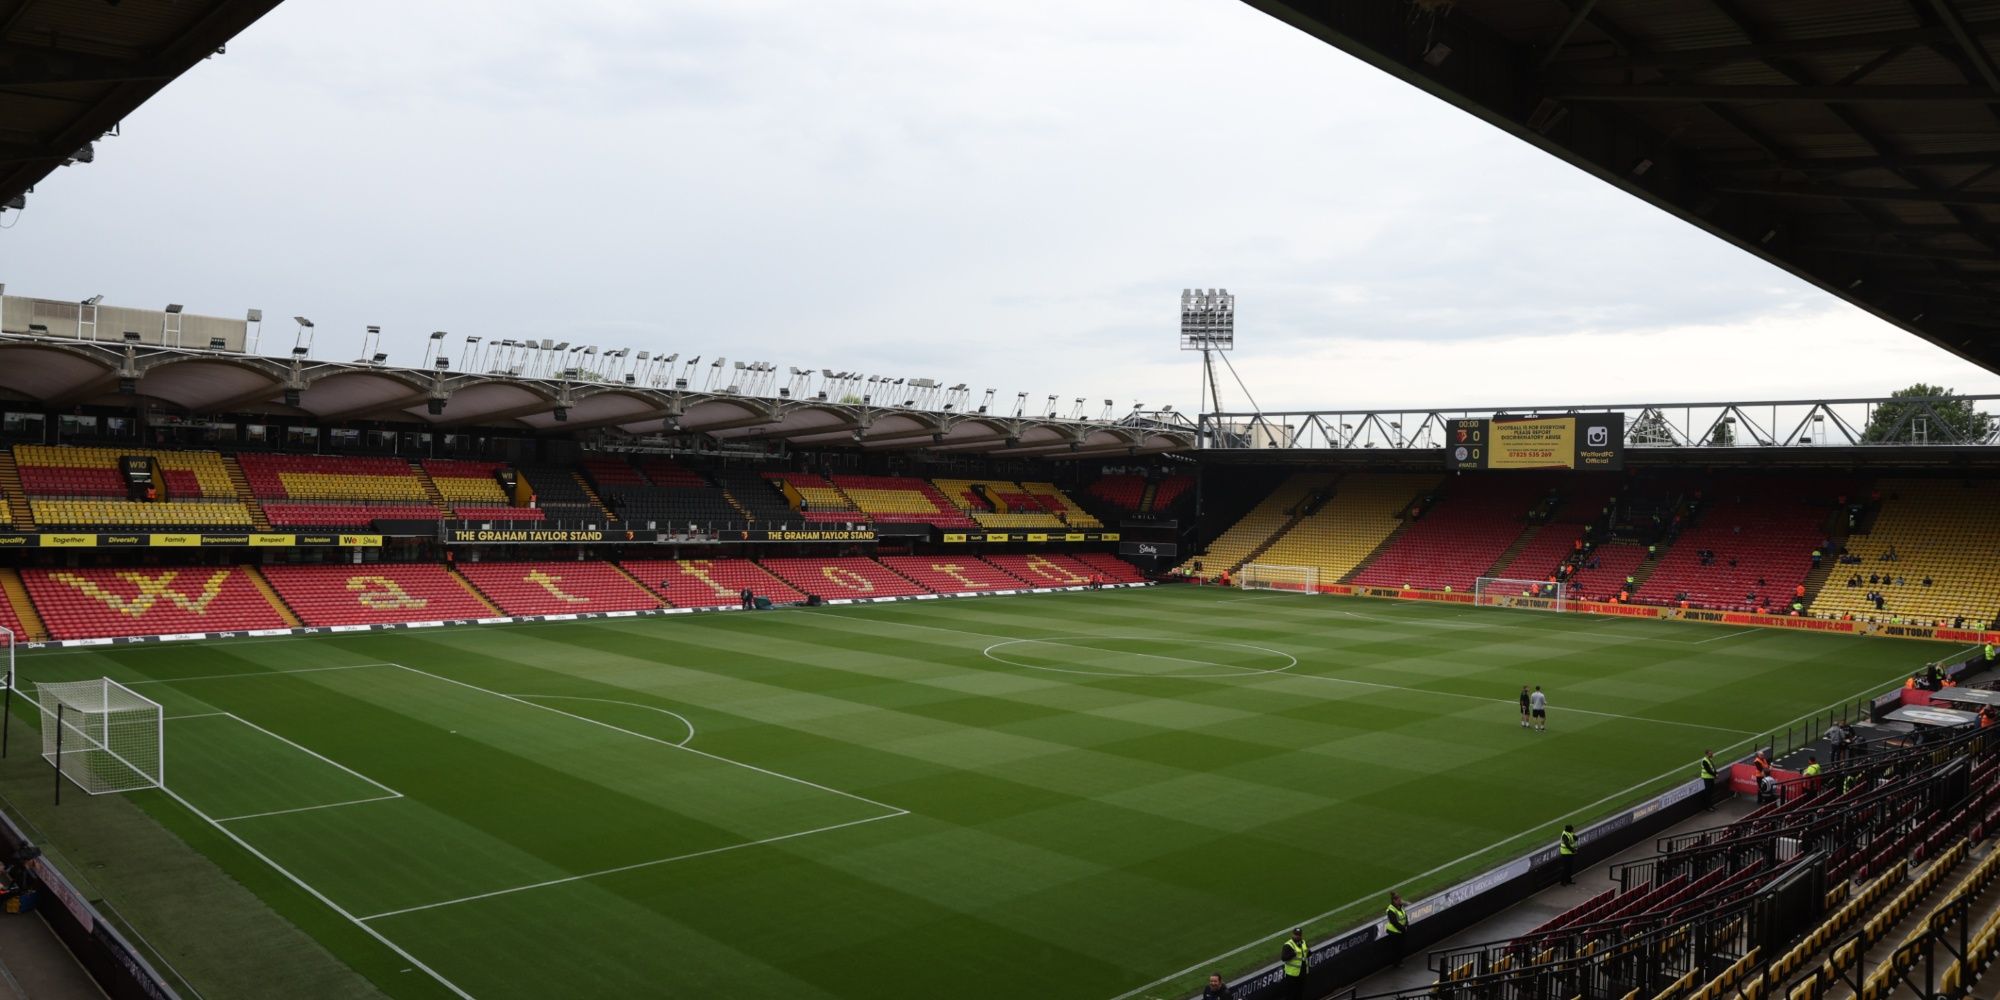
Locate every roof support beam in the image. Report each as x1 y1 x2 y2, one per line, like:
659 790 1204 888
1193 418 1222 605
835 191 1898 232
1712 182 2000 207
1552 25 1970 70
1929 0 2000 93
1536 0 1599 71
1550 83 2000 103
0 42 173 87
1707 150 2000 173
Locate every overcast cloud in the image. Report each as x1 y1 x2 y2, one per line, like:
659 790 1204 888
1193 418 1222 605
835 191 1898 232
5 0 1998 415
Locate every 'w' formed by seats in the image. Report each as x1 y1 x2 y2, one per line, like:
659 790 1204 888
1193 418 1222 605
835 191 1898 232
55 569 230 616
23 567 292 639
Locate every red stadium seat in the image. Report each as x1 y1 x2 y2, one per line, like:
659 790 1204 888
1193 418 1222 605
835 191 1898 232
623 558 805 608
260 564 496 625
23 566 291 639
758 557 930 599
456 561 662 616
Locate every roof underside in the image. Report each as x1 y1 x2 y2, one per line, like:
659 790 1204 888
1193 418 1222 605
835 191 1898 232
1243 0 2000 373
0 0 286 209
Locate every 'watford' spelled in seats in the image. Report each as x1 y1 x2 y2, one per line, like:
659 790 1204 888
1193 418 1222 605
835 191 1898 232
829 475 975 528
760 557 929 599
623 558 805 608
422 459 510 505
260 564 494 625
237 453 430 502
985 553 1096 587
24 566 290 639
878 556 1020 593
457 561 661 615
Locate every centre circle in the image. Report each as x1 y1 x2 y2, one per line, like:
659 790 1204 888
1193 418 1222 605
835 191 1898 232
982 636 1298 678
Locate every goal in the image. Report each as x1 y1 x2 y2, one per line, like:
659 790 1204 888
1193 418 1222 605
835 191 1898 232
37 678 163 796
1475 577 1568 613
1240 563 1319 594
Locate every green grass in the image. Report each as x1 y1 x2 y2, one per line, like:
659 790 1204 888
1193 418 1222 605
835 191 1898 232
9 587 1958 999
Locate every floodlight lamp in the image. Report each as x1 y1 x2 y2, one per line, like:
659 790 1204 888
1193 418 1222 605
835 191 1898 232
122 331 141 342
371 352 388 363
246 309 263 322
428 330 446 340
465 335 482 344
427 398 446 415
83 294 104 306
293 316 313 328
366 325 381 335
553 406 569 422
164 303 183 314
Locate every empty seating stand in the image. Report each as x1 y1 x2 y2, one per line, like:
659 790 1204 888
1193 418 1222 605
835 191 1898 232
457 561 661 615
759 557 930 599
1809 478 2000 625
1351 477 1547 592
236 453 431 503
265 503 444 529
829 475 974 528
711 470 797 525
514 465 606 524
1087 474 1146 511
32 499 254 528
622 558 805 608
24 566 291 639
766 472 858 521
1072 552 1147 582
422 459 512 508
260 564 494 625
14 444 237 500
985 553 1098 587
1641 476 1848 611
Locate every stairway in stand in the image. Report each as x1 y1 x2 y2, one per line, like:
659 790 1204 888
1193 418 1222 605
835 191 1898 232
245 567 303 629
1137 481 1159 514
0 568 48 641
606 562 668 607
449 566 502 615
414 461 451 518
0 449 33 529
571 472 615 523
221 455 272 531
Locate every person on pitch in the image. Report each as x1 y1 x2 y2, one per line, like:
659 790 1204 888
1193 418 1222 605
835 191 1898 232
1530 686 1548 732
1520 685 1532 729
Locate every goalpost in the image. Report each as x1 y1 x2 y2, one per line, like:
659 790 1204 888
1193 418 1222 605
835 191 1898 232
37 678 163 800
1240 563 1319 594
1475 577 1568 613
0 626 12 758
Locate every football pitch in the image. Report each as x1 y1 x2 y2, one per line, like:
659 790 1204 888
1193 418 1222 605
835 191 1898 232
10 587 1957 999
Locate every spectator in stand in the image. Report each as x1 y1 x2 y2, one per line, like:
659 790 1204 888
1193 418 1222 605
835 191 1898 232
1922 576 1933 588
1201 974 1234 1000
1826 721 1847 763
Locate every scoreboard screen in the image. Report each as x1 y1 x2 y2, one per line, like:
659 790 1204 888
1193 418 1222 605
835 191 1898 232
1448 413 1623 471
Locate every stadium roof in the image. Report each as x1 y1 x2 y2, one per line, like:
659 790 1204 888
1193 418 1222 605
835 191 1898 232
0 330 1194 459
0 0 285 209
1243 0 2000 374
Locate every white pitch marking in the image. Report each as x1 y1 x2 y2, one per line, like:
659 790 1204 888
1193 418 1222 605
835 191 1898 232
164 711 228 721
120 662 396 686
357 811 905 922
214 793 404 823
218 712 402 797
386 662 906 816
1692 628 1761 645
157 785 477 1000
982 636 1297 679
506 694 696 747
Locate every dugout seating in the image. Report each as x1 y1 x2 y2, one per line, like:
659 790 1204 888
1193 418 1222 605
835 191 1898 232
1175 473 1335 575
235 453 430 502
878 555 1021 593
30 499 254 528
14 444 237 499
1255 473 1441 583
259 564 496 625
1808 478 2000 625
264 502 445 528
456 561 661 615
828 475 975 528
623 558 807 608
759 557 930 599
1639 477 1845 611
1350 477 1548 592
23 566 291 639
421 459 510 505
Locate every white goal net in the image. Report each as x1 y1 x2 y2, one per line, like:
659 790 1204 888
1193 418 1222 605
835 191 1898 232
37 678 163 795
1241 563 1319 594
1475 577 1568 613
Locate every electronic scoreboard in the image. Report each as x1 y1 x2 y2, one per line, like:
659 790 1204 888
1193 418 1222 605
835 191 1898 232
1448 413 1623 471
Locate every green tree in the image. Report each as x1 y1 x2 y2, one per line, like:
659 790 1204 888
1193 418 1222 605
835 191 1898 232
1709 419 1735 446
1861 384 1997 444
1630 409 1676 446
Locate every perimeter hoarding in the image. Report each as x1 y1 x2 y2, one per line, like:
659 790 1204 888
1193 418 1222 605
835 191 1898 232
1449 413 1624 471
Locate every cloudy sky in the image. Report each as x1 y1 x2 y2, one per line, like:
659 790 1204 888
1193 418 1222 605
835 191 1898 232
7 0 1999 414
